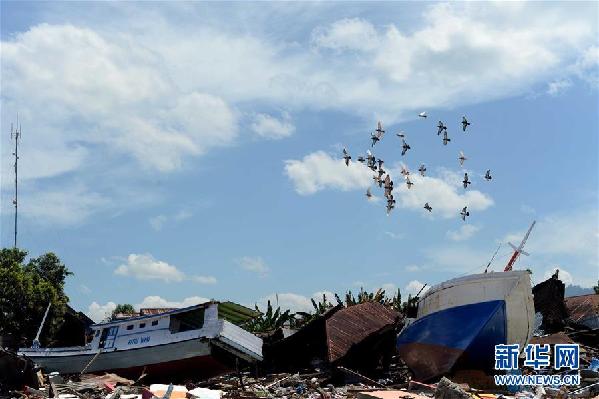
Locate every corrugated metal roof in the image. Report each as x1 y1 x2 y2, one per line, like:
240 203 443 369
565 294 599 323
325 302 399 363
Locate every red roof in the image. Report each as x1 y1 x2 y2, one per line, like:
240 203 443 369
565 294 599 323
325 301 399 362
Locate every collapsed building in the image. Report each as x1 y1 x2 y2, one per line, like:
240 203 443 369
264 302 400 377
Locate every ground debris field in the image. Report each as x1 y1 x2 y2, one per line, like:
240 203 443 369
2 275 598 399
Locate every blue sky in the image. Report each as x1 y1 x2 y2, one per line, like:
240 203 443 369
1 2 598 322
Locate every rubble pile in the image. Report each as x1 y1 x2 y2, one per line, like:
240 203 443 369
4 276 598 399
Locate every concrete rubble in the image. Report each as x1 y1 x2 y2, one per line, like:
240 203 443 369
3 277 598 399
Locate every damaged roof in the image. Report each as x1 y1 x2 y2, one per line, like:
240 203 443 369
326 302 399 362
565 294 599 329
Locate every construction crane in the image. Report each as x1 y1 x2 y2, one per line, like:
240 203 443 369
504 220 536 272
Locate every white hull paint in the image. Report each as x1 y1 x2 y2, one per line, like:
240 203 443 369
19 302 262 376
417 270 535 349
23 338 212 374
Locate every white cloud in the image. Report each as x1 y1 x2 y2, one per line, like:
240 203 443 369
2 24 238 175
1 4 596 227
284 151 372 195
149 210 193 231
135 295 210 309
388 167 494 218
542 267 574 286
405 280 430 297
86 295 212 323
87 301 117 323
236 256 270 275
16 184 109 226
113 253 217 284
78 284 92 295
385 231 404 240
546 79 572 96
114 253 185 282
286 159 494 218
257 291 336 313
405 264 421 272
574 45 599 88
502 210 599 287
192 275 218 284
149 215 168 231
312 18 379 52
425 245 493 273
251 112 295 140
447 224 481 241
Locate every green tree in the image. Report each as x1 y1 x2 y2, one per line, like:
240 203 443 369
111 304 136 319
0 248 72 346
245 300 294 333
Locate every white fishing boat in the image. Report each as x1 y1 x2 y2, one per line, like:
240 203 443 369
397 222 537 381
19 301 262 378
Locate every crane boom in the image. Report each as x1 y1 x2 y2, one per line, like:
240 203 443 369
504 220 536 272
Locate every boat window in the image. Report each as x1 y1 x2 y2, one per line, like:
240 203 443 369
126 325 134 330
152 320 158 326
169 308 205 334
139 323 146 328
95 330 100 337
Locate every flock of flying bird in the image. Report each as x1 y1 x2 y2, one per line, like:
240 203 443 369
342 112 493 220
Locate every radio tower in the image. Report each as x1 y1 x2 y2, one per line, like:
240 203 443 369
11 119 21 248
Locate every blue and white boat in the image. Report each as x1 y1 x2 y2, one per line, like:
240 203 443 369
397 270 535 381
19 301 263 379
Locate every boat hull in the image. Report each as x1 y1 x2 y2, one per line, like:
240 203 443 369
397 300 506 381
396 271 534 381
23 338 229 379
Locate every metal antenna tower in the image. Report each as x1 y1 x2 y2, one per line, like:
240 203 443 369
11 118 21 248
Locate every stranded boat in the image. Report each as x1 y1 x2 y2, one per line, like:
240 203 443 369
18 301 262 378
397 222 536 381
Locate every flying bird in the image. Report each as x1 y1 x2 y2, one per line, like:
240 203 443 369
357 155 366 163
458 151 467 166
396 131 406 138
485 169 492 181
371 121 385 147
378 168 386 178
460 206 470 221
366 187 373 200
437 121 447 135
424 202 432 212
400 164 410 177
463 172 471 189
377 159 384 169
462 116 471 132
406 176 414 189
401 139 411 156
443 131 451 145
366 150 377 170
418 164 427 176
419 112 427 118
384 175 393 197
343 148 351 166
386 203 395 216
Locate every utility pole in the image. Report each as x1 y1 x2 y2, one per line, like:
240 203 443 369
11 118 21 248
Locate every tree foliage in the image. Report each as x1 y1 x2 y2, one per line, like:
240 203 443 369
245 300 295 333
0 248 72 346
111 304 136 319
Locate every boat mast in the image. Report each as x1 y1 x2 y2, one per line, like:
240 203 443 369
504 220 536 272
11 118 21 248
